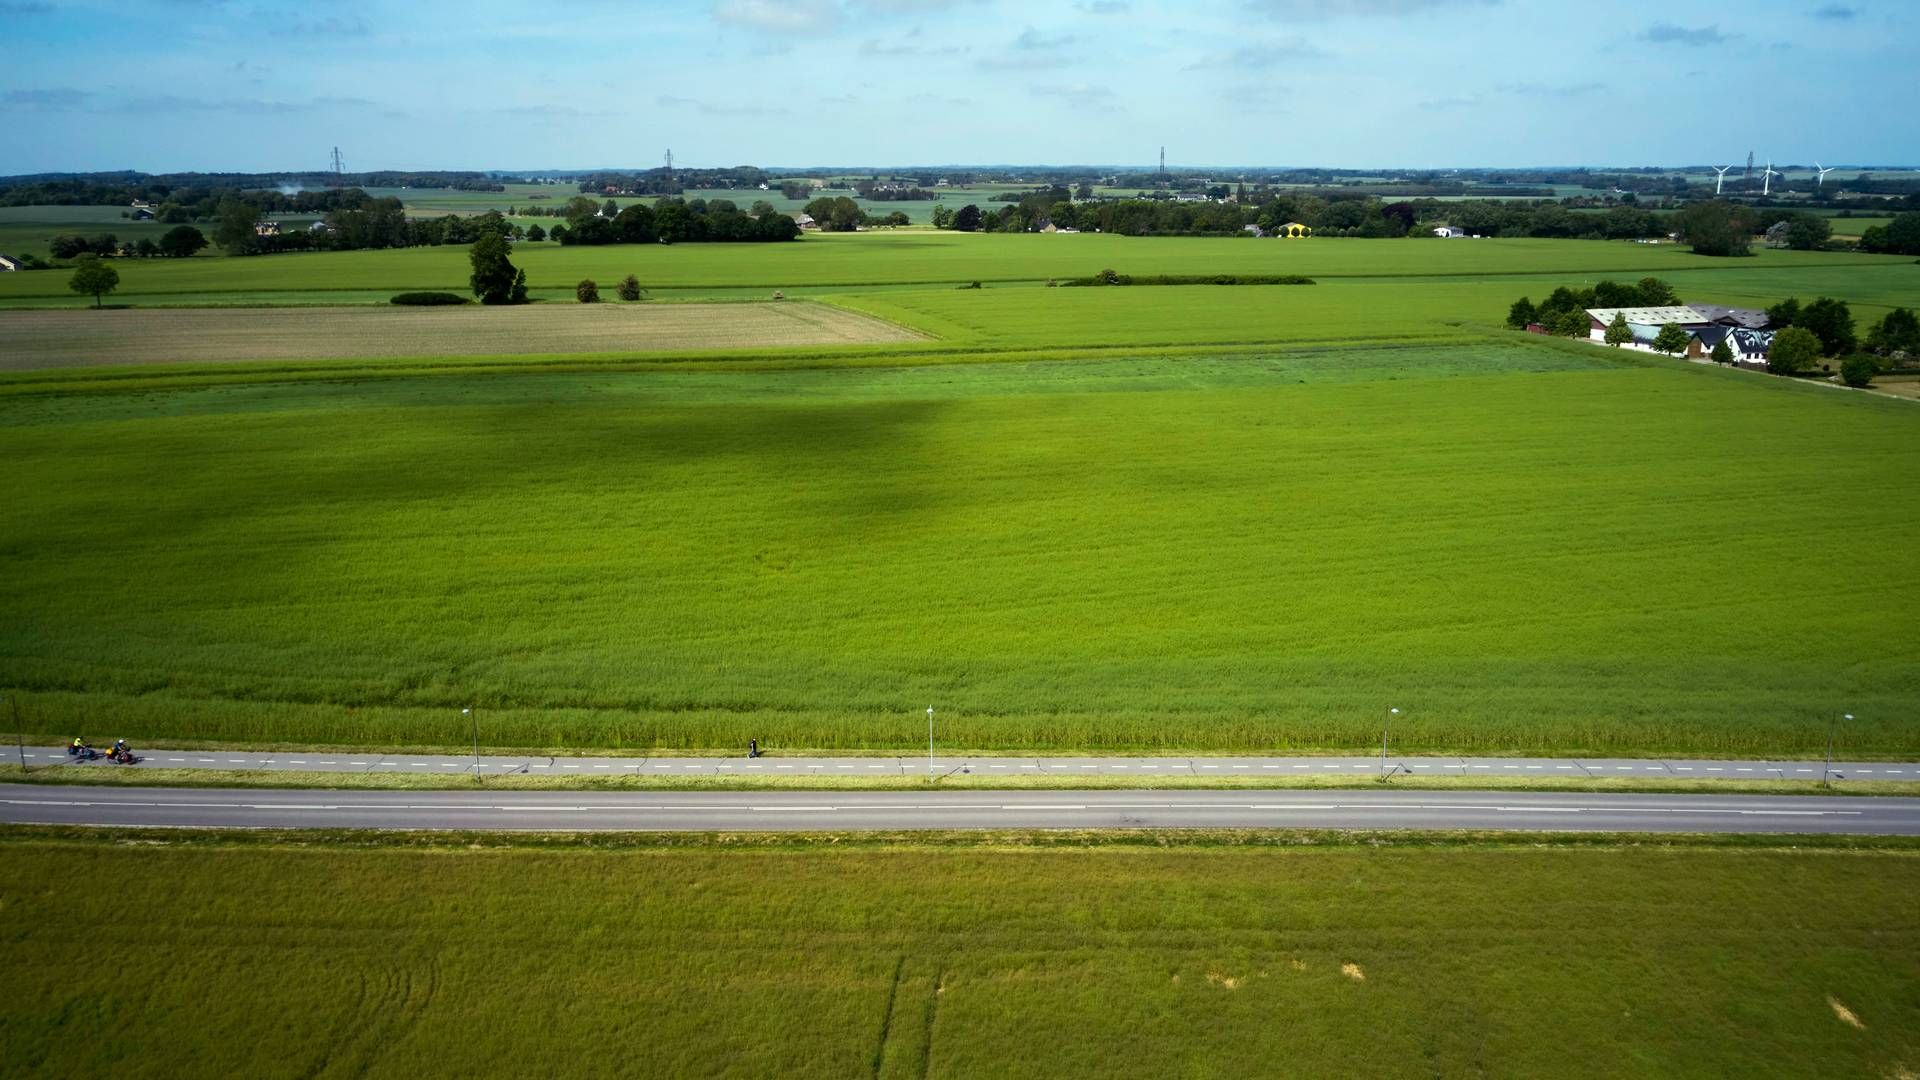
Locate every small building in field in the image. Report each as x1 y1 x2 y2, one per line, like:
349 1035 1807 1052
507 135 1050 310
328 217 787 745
792 213 819 230
1433 225 1468 238
254 221 282 237
0 253 21 271
1764 220 1792 248
130 207 155 221
1243 223 1265 237
1275 221 1312 238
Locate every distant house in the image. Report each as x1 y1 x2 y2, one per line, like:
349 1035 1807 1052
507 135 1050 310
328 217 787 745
1174 192 1208 203
0 254 21 272
793 213 819 230
308 220 332 234
254 221 282 237
1274 221 1312 238
130 207 155 221
1243 224 1265 237
1432 225 1468 238
1764 221 1792 248
130 200 151 210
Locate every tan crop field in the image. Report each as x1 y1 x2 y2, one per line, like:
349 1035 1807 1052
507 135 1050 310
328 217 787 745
0 300 924 370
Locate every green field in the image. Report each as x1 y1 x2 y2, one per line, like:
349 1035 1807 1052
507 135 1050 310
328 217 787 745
5 343 1917 756
3 833 1916 1078
0 204 184 260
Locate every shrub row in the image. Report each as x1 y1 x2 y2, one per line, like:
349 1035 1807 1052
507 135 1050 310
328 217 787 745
389 292 469 306
1059 272 1315 287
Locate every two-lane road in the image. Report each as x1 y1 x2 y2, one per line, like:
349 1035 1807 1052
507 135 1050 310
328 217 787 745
6 785 1918 834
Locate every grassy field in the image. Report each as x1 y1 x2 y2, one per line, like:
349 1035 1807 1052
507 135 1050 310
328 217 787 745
3 832 1916 1078
5 344 1917 756
0 301 922 369
0 204 184 260
0 232 1904 307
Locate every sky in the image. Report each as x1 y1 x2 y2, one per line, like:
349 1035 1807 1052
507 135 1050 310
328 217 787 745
0 0 1914 174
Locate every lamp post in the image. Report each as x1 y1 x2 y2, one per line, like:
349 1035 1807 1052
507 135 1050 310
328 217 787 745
463 707 479 782
1381 707 1399 781
7 694 23 773
927 705 935 783
1825 713 1851 788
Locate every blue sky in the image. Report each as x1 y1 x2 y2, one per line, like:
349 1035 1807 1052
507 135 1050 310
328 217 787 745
1 0 1913 173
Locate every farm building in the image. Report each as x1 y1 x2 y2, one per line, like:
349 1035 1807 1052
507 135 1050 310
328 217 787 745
1690 304 1770 330
1242 224 1265 237
1274 221 1312 238
130 207 155 221
0 254 21 272
1584 306 1705 340
1433 226 1469 238
792 213 819 231
254 221 282 237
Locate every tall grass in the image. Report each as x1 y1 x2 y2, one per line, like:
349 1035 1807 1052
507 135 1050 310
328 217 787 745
4 345 1916 755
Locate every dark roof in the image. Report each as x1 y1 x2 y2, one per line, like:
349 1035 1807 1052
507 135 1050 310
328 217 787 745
1691 303 1770 329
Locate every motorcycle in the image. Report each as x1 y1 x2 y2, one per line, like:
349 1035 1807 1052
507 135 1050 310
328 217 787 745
68 746 101 762
108 747 139 765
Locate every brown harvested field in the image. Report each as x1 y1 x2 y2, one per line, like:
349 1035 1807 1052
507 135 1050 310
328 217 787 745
0 301 925 370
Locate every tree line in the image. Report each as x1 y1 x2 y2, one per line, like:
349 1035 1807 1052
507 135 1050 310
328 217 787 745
557 198 799 245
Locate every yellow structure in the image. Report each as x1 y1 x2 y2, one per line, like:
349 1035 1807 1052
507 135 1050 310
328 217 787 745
1275 221 1312 238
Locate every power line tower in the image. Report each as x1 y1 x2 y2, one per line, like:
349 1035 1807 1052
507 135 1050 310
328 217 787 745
664 148 673 179
330 146 344 176
1158 146 1165 180
1742 151 1753 193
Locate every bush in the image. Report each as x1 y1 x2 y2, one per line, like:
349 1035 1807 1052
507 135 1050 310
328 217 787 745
389 291 469 306
959 280 982 290
1062 273 1313 287
576 278 599 303
616 275 642 302
1839 354 1880 388
1769 326 1821 375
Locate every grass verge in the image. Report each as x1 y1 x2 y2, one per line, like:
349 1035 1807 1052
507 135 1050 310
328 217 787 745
2 830 1916 1077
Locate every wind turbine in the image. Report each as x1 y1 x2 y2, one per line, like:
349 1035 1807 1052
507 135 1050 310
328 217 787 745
1814 162 1836 188
1711 164 1732 195
1761 159 1781 196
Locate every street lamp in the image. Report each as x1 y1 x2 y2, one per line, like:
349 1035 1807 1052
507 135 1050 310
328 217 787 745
1380 707 1399 781
927 705 935 782
6 694 23 773
1825 713 1852 787
463 707 479 782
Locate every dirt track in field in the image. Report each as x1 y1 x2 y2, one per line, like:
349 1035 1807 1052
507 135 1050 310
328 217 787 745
0 301 926 370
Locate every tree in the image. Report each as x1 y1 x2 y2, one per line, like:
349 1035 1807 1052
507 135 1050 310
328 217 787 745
616 274 641 301
1798 297 1857 355
576 278 599 303
510 268 528 305
1552 308 1589 338
1635 277 1679 306
134 238 158 258
213 197 261 253
1768 326 1821 375
1650 323 1691 356
930 204 956 229
1785 213 1831 251
468 233 519 305
1840 353 1880 388
1710 339 1733 364
1675 199 1752 257
563 196 600 226
1765 297 1800 329
1505 296 1536 330
1858 212 1920 255
1604 313 1632 347
526 223 546 242
1866 308 1918 358
601 199 618 219
157 225 208 258
953 204 982 232
67 253 119 308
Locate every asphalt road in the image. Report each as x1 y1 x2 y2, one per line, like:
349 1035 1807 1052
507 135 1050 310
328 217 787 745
6 785 1918 834
16 747 1915 782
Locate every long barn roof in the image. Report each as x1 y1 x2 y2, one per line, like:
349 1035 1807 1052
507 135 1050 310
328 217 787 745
1585 306 1706 325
